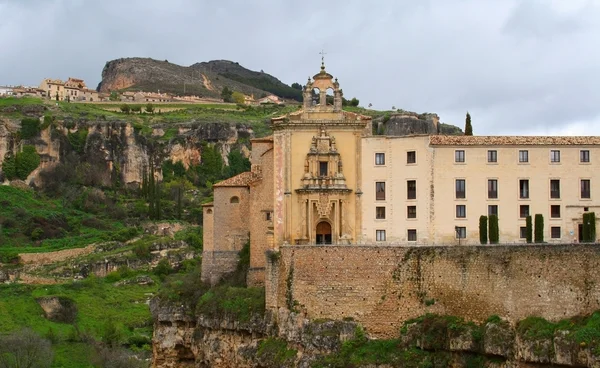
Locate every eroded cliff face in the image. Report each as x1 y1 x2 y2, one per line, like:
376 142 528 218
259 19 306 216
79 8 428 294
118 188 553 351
150 301 357 368
0 118 253 187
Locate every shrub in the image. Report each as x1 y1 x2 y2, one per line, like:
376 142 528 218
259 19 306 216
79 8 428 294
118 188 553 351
133 242 152 260
256 338 297 367
0 328 53 368
488 214 499 244
534 214 544 243
526 215 533 243
15 145 41 180
479 216 488 245
20 118 41 139
153 258 174 281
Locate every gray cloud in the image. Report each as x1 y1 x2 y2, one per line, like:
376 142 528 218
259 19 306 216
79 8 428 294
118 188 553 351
1 0 599 135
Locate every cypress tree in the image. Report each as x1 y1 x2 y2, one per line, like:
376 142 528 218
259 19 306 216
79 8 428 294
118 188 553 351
155 181 161 220
526 215 533 243
583 213 590 242
177 184 182 220
534 214 544 243
590 212 596 242
489 214 499 244
464 112 473 136
479 216 488 244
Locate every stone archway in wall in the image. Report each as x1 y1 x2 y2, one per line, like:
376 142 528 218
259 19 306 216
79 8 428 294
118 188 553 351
316 221 332 245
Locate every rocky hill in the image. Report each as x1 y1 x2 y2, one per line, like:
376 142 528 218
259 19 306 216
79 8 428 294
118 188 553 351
97 58 302 101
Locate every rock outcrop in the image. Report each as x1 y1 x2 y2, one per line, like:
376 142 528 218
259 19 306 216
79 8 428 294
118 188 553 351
373 112 463 136
0 118 252 188
97 58 300 101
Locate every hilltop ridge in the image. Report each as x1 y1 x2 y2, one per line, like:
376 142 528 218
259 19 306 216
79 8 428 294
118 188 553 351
97 57 302 101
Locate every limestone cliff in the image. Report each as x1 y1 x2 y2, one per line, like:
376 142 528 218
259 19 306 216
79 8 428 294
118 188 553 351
0 117 252 187
373 112 463 136
97 58 302 101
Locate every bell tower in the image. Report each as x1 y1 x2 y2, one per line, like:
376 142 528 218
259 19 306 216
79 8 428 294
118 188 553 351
271 61 371 246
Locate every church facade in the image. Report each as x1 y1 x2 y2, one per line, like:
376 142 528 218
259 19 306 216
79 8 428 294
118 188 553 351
202 64 600 286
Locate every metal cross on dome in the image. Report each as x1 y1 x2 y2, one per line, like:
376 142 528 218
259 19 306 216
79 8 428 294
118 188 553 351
319 50 327 68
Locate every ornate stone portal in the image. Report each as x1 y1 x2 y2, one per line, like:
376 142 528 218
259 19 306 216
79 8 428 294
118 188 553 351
295 126 352 245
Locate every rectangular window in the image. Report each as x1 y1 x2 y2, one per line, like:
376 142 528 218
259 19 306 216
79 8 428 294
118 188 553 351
550 150 561 163
520 205 530 218
407 180 416 199
550 179 560 199
487 150 497 163
519 150 529 163
407 229 417 242
376 230 386 241
520 227 527 239
266 212 272 221
376 182 386 200
375 153 385 165
455 226 466 239
407 206 417 219
456 205 466 218
581 150 590 163
519 179 529 199
376 206 386 219
319 161 328 176
455 179 466 199
488 179 498 199
455 150 465 163
488 205 498 216
407 151 416 164
551 205 561 218
551 227 561 239
581 179 591 199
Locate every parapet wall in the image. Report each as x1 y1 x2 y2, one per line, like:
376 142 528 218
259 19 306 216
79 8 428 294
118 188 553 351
266 245 600 338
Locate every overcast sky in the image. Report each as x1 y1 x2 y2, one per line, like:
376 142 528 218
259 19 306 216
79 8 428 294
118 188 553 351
1 0 599 135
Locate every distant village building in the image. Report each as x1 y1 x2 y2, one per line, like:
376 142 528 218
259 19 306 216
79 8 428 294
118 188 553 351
39 77 99 101
0 86 14 96
256 94 281 105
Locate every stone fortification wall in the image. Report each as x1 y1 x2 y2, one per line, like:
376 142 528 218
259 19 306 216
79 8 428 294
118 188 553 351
266 244 600 338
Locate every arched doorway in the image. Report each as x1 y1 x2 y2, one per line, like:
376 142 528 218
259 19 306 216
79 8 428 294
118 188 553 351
316 221 332 245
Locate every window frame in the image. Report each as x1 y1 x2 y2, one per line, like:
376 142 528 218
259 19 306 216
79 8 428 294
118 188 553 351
407 229 417 242
456 204 466 218
581 179 591 199
488 205 498 217
455 179 466 199
550 205 561 218
550 150 561 163
376 206 386 219
551 226 561 239
488 179 498 199
407 180 417 200
519 150 529 163
319 161 328 176
581 150 590 163
375 152 385 166
520 227 527 239
519 205 530 218
407 205 417 219
487 150 497 163
550 179 560 199
376 182 386 200
407 151 416 164
455 150 465 163
455 226 466 239
376 230 386 242
519 179 529 199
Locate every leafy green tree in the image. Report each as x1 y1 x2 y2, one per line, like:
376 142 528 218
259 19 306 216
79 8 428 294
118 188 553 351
2 152 16 180
526 215 533 243
291 82 303 90
130 105 142 114
488 214 499 244
198 143 223 184
479 215 488 244
534 214 544 243
225 150 251 178
15 145 41 180
221 87 233 103
232 91 245 104
145 103 154 114
465 112 473 136
120 104 130 114
109 91 120 101
0 328 53 368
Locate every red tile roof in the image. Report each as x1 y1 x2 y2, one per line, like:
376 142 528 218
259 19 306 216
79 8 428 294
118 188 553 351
213 171 260 188
430 135 600 146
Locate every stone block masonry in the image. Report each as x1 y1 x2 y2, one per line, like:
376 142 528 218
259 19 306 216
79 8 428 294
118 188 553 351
266 244 600 338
